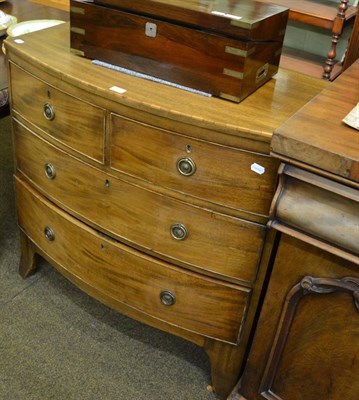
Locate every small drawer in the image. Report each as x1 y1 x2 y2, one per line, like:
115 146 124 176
15 176 250 344
271 165 359 255
10 63 105 162
14 120 265 284
110 114 277 216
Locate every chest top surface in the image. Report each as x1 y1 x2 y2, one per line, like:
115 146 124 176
272 60 359 186
4 22 327 150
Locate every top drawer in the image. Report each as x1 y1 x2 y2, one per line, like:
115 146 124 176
110 114 278 216
9 63 106 163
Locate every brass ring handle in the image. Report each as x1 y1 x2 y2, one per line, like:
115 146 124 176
44 163 56 180
44 226 55 242
170 223 188 241
43 103 55 121
160 290 176 306
176 157 196 176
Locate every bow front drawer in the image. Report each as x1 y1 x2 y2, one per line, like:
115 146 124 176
9 63 105 162
110 114 277 217
15 176 250 344
14 120 265 284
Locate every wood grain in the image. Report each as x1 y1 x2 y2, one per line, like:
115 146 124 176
273 165 359 254
110 113 278 217
272 60 359 186
15 175 249 344
93 0 289 41
4 22 328 153
10 63 106 163
70 0 285 102
236 234 359 400
14 119 266 284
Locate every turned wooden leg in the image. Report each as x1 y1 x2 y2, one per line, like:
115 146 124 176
323 32 340 80
19 230 39 278
323 0 348 80
203 339 246 400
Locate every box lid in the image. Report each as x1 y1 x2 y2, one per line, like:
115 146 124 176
92 0 288 41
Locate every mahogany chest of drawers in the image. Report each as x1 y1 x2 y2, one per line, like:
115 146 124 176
5 22 326 399
70 0 288 102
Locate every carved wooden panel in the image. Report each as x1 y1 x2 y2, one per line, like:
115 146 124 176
260 276 359 400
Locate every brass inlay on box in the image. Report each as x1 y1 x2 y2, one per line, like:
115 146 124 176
225 46 255 58
70 48 85 56
230 19 260 30
219 93 241 102
70 6 85 14
223 68 244 80
71 26 85 35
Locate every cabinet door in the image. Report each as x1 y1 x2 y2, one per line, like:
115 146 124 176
237 234 359 400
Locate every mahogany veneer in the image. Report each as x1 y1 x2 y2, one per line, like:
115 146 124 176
4 22 326 399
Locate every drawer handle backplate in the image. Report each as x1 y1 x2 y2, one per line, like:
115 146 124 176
170 223 188 241
160 290 176 306
176 157 196 176
43 103 55 121
44 163 56 179
44 226 55 242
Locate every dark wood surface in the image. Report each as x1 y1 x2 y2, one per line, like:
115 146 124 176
234 233 359 400
271 59 359 186
343 9 359 72
93 0 289 41
70 0 286 103
0 0 68 117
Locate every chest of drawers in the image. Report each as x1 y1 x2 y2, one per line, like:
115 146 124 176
5 23 326 399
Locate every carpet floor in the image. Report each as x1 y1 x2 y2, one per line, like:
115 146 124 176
0 115 217 400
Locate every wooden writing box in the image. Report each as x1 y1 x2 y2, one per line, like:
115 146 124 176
70 0 288 102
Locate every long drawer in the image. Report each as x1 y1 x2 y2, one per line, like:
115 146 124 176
15 176 250 344
9 63 106 163
110 113 278 217
14 120 265 284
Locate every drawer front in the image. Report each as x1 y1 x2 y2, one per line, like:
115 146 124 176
14 120 265 284
272 165 359 255
10 63 105 162
15 176 249 344
110 114 277 216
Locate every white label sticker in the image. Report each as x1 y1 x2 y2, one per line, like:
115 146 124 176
251 163 265 175
110 86 127 94
14 39 25 44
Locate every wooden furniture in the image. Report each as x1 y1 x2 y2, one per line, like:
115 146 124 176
259 0 358 79
70 0 288 103
233 60 359 400
0 0 68 118
342 8 359 73
4 22 326 399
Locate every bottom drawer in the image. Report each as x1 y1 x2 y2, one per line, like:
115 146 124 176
15 176 250 344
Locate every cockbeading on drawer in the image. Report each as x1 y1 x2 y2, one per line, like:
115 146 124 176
15 176 249 344
10 63 106 163
110 113 278 218
270 164 359 258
